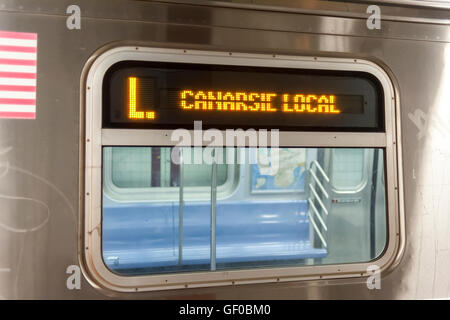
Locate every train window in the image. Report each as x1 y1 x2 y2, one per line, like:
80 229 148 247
102 147 387 275
103 147 236 202
84 47 402 292
110 147 152 188
330 149 367 191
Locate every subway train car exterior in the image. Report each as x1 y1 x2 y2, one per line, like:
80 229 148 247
0 0 449 299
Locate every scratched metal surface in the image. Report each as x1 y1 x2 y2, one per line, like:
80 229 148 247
0 0 449 299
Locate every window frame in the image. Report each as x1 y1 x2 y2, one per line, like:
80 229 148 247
81 46 404 292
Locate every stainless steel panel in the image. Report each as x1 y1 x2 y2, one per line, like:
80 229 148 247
0 0 448 299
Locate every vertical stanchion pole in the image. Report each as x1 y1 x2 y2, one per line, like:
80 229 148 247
178 149 184 266
210 148 217 271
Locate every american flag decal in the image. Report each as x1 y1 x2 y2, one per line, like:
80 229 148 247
0 30 37 119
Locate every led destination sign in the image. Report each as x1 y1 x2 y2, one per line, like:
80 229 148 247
179 90 340 113
103 61 384 131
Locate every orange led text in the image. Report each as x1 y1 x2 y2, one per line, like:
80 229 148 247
180 90 340 114
128 77 156 120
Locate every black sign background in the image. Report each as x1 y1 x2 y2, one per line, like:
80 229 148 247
102 61 384 132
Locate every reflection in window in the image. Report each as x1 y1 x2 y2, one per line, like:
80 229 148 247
109 147 228 189
102 147 387 275
111 147 152 188
331 148 365 190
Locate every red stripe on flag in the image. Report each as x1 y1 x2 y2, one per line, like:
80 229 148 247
0 45 37 53
0 98 36 105
0 85 36 92
0 71 36 79
0 58 36 66
0 31 37 40
0 111 35 119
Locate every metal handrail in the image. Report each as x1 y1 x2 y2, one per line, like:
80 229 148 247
309 169 329 199
309 213 327 249
309 183 329 215
311 160 330 183
308 198 327 232
307 160 331 249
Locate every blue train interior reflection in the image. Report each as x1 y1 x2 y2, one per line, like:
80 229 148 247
102 147 386 275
